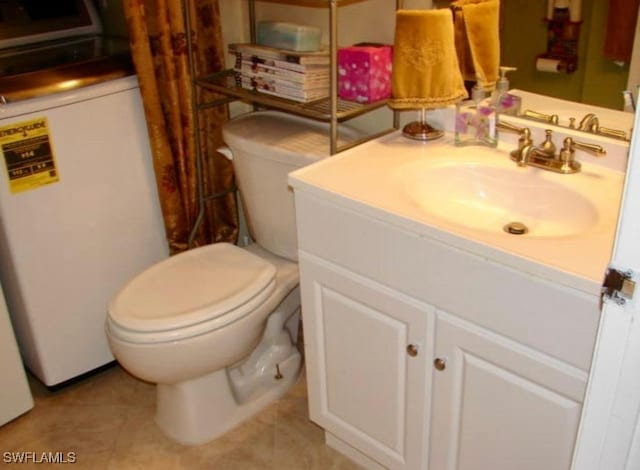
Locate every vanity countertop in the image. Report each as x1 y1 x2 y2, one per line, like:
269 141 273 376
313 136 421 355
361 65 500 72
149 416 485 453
289 131 626 296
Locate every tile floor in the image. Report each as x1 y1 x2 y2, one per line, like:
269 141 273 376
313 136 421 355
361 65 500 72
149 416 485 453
0 365 361 469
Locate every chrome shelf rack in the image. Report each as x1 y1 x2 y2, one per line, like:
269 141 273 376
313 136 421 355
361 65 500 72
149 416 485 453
182 0 400 244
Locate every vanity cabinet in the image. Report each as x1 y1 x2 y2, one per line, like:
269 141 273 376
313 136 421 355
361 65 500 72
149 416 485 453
429 313 584 470
299 253 434 469
293 190 598 470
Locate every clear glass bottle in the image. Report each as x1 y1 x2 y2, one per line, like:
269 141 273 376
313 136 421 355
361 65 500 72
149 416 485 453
454 84 497 147
492 66 521 116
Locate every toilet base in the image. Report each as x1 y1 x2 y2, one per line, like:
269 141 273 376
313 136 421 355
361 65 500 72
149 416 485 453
154 286 303 446
227 286 301 404
155 348 302 446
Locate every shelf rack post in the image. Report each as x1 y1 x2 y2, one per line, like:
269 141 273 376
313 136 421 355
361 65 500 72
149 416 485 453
329 0 339 155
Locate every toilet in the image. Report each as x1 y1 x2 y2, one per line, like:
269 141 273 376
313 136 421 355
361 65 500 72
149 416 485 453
105 111 360 446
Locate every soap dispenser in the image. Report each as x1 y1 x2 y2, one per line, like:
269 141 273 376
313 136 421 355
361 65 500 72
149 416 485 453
454 82 498 147
492 66 521 116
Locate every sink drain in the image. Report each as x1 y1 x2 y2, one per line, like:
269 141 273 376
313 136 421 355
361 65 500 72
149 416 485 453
503 222 529 235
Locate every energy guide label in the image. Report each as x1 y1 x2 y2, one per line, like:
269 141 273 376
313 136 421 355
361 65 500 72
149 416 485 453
0 117 59 194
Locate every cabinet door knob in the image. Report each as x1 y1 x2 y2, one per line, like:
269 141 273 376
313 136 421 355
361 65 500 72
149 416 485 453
406 344 419 357
434 357 447 371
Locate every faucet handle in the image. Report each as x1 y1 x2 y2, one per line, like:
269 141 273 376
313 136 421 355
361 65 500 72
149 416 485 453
597 126 629 141
497 121 532 146
522 109 559 125
497 120 526 133
560 137 606 163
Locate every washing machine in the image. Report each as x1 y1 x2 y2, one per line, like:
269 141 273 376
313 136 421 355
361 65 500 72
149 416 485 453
0 0 169 386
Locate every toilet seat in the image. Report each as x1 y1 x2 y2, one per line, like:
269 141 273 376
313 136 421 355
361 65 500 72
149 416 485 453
107 243 276 343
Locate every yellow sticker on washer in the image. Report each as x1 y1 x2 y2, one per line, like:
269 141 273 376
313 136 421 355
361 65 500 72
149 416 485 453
0 117 59 194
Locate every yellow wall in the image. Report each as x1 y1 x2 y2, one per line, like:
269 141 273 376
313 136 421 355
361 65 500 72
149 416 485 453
501 0 629 110
581 0 631 108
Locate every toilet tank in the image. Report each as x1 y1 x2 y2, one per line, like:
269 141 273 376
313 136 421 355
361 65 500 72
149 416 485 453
222 111 362 261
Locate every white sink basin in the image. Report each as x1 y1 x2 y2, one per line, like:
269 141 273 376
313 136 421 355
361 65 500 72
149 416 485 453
290 132 625 289
405 162 599 238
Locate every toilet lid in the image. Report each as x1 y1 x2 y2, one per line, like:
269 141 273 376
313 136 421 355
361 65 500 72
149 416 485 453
108 243 276 333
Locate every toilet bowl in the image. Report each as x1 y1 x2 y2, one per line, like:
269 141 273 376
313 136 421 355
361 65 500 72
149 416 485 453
107 243 301 445
105 111 361 446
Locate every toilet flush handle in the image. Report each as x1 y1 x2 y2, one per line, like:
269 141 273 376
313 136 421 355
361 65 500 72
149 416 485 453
217 146 233 161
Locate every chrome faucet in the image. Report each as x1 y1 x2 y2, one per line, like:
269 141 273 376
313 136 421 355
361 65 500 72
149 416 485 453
578 113 600 133
526 131 606 173
497 121 553 166
510 129 558 167
497 121 607 174
569 112 629 140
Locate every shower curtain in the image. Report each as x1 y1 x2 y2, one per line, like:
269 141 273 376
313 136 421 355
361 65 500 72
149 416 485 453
123 0 238 253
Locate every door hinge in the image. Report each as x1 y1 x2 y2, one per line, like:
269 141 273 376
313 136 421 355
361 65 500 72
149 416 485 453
602 268 636 306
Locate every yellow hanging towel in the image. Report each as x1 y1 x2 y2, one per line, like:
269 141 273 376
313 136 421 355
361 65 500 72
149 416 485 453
388 9 467 110
452 6 476 82
452 0 501 90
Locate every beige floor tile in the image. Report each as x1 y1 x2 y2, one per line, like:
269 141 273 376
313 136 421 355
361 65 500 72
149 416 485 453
0 402 128 468
28 366 155 409
1 365 362 469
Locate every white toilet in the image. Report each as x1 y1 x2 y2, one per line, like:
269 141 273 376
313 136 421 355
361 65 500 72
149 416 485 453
105 111 359 446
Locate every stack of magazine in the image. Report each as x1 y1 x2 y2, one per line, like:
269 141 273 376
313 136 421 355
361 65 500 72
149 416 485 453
229 43 330 103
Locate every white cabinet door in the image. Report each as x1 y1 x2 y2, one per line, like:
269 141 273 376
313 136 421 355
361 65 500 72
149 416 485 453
299 252 433 470
429 313 588 470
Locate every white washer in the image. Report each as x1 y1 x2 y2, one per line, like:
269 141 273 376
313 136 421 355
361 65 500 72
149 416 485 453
0 75 168 386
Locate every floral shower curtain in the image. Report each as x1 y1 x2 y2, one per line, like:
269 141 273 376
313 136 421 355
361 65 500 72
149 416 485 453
123 0 238 254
